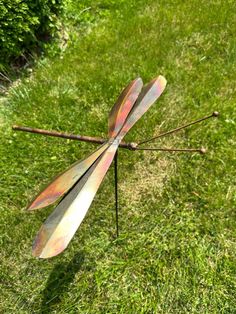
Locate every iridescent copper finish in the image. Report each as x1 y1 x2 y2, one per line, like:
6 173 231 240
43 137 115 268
28 143 110 210
13 75 218 258
28 75 167 258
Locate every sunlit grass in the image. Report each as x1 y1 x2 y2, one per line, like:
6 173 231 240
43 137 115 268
1 0 236 312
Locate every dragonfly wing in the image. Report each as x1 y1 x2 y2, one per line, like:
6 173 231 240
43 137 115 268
28 142 110 210
32 142 118 258
118 75 167 138
108 78 143 138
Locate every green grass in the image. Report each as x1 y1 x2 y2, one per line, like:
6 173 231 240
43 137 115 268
1 0 236 312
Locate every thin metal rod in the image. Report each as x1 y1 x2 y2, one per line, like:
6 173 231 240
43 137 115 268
114 151 119 238
12 125 136 150
137 111 219 146
135 147 207 154
12 125 205 154
12 125 106 144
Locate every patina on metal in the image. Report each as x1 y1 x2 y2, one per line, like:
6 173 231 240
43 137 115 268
12 125 108 145
12 125 137 150
13 75 218 259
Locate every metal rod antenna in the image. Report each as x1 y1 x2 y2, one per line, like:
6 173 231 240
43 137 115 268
12 126 209 154
114 151 119 238
135 147 207 154
137 111 219 146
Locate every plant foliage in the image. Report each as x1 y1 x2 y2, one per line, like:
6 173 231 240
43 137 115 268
0 0 63 65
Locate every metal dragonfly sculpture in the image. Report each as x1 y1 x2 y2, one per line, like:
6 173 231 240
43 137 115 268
13 75 219 259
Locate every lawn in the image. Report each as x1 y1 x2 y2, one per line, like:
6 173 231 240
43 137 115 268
0 0 236 313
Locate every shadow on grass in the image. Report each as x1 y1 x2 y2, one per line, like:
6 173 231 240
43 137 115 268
40 251 85 313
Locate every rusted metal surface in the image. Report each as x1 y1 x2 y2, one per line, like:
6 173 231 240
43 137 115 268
12 125 107 145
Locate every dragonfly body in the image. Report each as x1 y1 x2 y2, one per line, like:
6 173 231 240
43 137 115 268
29 76 167 258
